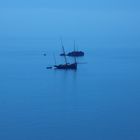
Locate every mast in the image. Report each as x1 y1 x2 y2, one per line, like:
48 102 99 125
60 39 67 64
74 40 76 52
53 53 57 65
74 40 77 63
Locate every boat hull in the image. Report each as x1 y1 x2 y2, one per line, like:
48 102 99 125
54 63 77 70
67 51 84 57
60 51 84 57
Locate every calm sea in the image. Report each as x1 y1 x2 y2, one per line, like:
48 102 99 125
0 38 140 140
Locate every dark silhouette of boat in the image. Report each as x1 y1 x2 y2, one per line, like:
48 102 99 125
67 51 84 57
54 63 77 69
60 52 84 57
47 66 52 69
60 41 84 57
54 40 77 70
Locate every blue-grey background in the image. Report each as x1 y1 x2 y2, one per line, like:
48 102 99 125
0 0 140 140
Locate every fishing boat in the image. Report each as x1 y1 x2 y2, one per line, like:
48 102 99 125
54 40 77 70
67 51 84 57
60 41 84 57
54 63 77 70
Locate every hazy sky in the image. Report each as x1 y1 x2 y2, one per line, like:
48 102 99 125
0 0 140 43
0 0 140 10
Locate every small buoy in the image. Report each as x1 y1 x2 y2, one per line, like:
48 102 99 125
43 53 47 56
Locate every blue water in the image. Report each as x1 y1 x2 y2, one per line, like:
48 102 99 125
0 39 140 140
